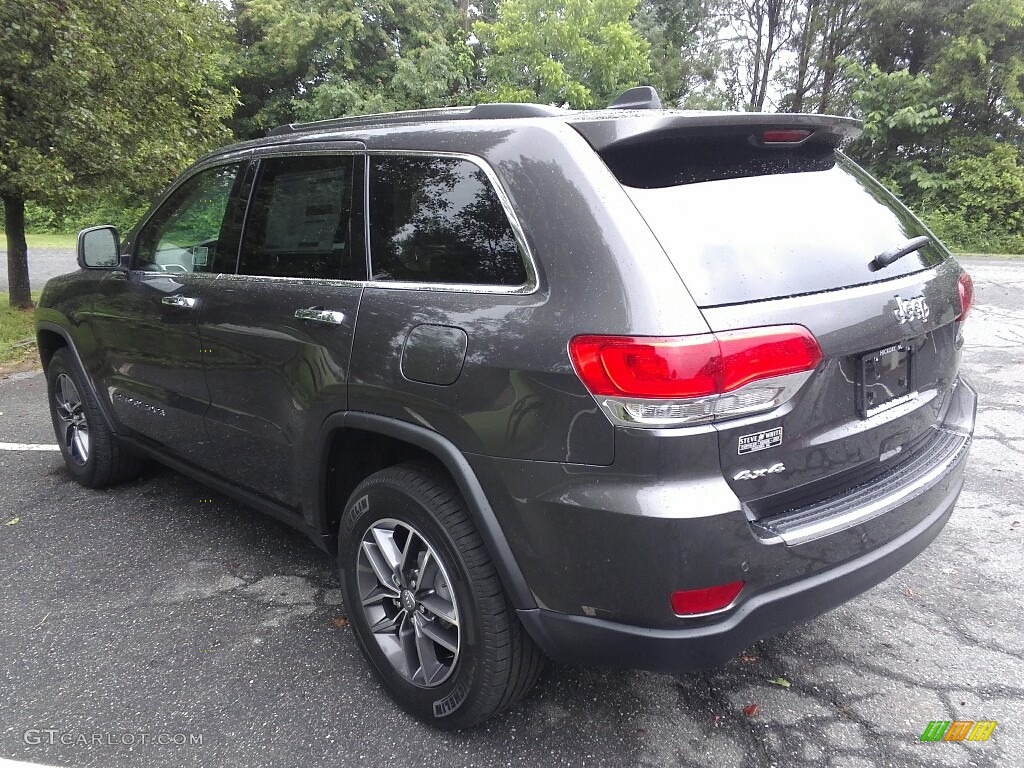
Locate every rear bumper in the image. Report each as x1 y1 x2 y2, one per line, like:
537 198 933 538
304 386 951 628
517 468 963 672
512 377 976 672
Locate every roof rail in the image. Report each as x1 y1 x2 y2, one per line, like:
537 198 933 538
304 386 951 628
267 102 567 137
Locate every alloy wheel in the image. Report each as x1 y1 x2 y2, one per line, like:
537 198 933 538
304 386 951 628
356 518 461 687
54 374 90 465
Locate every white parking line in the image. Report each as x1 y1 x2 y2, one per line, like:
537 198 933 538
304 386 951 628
0 443 60 451
0 759 65 768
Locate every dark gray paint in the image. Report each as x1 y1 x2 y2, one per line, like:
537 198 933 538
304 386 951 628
401 324 468 386
88 271 221 467
199 275 364 506
36 108 977 666
703 260 964 509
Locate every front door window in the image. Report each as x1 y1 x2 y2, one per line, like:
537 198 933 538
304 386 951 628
135 163 244 274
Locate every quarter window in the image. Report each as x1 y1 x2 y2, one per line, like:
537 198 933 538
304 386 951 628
239 154 364 280
368 156 527 286
135 163 243 274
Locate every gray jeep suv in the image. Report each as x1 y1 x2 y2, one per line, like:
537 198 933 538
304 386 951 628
37 88 977 728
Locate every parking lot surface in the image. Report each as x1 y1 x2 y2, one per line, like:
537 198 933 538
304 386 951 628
0 258 1020 768
0 248 76 292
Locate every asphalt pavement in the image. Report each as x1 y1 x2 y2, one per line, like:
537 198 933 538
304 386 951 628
0 258 1020 768
0 249 77 292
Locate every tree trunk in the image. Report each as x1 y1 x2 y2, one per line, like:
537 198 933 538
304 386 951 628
817 66 835 113
790 0 820 113
3 194 33 309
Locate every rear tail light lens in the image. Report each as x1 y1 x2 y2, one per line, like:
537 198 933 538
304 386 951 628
671 580 745 616
568 335 721 399
956 271 974 322
569 326 822 427
717 327 823 391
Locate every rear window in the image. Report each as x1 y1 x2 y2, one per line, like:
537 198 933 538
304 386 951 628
616 146 948 307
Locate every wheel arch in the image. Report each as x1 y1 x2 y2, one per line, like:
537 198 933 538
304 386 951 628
36 321 118 434
317 412 537 611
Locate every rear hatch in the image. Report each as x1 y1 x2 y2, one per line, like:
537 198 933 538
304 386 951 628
571 112 970 525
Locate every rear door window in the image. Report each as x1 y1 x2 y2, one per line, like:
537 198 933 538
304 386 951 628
367 156 527 287
239 154 364 281
618 147 948 307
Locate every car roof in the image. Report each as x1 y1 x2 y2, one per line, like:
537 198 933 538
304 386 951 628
197 95 862 165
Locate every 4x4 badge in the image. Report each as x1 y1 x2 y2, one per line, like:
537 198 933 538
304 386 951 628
734 463 786 481
893 295 929 324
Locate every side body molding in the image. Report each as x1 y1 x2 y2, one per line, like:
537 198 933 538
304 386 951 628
319 412 537 611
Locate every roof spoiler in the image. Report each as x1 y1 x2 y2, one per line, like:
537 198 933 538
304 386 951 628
569 112 863 153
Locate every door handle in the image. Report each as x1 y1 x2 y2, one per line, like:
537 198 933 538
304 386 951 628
161 295 198 309
295 308 345 325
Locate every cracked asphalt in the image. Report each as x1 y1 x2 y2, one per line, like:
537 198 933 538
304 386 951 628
0 258 1020 768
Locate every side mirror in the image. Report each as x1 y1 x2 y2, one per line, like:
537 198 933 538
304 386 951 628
77 226 122 269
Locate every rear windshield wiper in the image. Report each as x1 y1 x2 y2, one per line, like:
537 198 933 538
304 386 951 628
870 235 931 271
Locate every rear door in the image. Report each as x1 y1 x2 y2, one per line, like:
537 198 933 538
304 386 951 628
199 147 365 506
616 135 968 518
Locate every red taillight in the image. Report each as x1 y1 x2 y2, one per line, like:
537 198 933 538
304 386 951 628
568 335 721 398
671 580 745 616
956 271 974 322
762 129 811 144
568 326 822 400
717 327 824 392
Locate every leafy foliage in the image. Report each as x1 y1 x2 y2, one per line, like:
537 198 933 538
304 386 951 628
0 0 236 306
842 60 950 187
473 0 652 108
0 0 235 206
22 195 150 237
230 0 473 136
633 0 731 108
919 143 1024 253
5 0 1024 262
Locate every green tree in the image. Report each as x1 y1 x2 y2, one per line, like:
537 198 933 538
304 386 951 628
919 141 1024 253
300 0 475 121
842 60 950 195
473 0 652 108
633 0 731 108
228 0 356 139
927 0 1024 139
839 0 1024 254
0 0 236 308
777 0 863 113
230 0 473 137
859 0 970 76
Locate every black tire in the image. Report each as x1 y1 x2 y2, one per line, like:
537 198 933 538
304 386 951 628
46 348 144 488
338 462 544 729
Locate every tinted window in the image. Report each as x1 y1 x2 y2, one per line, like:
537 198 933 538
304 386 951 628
135 163 243 273
621 151 948 307
368 156 527 286
240 154 364 280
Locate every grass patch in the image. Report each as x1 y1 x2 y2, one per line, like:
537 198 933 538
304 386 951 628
0 231 77 250
0 291 41 369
